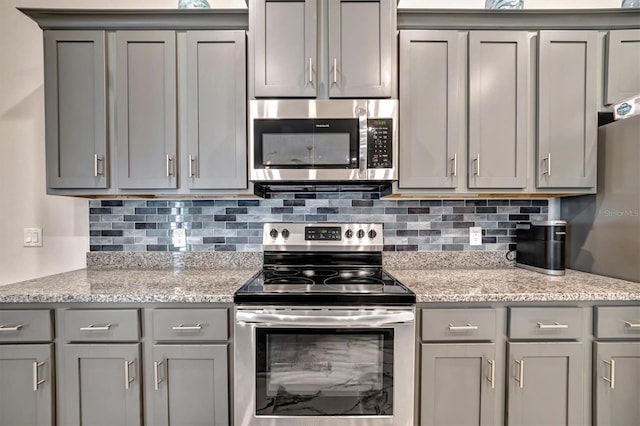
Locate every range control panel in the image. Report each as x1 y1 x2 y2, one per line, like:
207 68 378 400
305 226 342 241
263 223 384 251
367 119 393 169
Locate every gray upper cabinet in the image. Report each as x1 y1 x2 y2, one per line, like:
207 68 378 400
594 342 640 426
253 0 317 97
44 30 107 189
184 31 247 189
115 31 177 190
421 343 497 426
468 31 529 189
148 345 229 425
62 344 142 425
507 342 584 426
399 30 461 189
605 29 640 105
328 0 393 98
537 31 597 189
0 344 53 426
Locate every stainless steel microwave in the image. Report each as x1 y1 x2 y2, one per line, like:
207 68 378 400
249 99 398 182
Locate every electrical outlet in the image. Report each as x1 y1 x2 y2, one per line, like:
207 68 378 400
172 228 186 248
24 228 43 247
469 227 482 246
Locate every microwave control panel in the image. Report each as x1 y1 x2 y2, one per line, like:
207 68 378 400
367 119 393 168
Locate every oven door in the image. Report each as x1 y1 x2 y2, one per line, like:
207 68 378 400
234 307 415 426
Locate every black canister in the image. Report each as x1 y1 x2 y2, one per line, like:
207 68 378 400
515 220 566 275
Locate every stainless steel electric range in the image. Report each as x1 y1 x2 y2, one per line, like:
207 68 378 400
234 223 416 426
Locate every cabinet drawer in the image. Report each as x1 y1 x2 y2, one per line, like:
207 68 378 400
0 310 52 342
421 308 496 341
595 306 640 339
509 307 583 339
153 309 228 342
64 309 140 342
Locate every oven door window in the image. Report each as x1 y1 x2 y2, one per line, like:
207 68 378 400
254 119 359 169
255 328 393 416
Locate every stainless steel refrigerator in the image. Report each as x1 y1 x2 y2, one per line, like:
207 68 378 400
561 114 640 283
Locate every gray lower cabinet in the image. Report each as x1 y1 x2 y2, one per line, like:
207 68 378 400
43 30 107 189
468 31 529 189
537 31 597 189
0 344 53 426
399 30 462 189
183 31 247 190
605 29 640 105
506 342 584 426
115 31 177 190
62 344 142 425
148 344 229 425
421 343 497 426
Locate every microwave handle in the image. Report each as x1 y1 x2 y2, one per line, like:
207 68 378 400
358 107 368 179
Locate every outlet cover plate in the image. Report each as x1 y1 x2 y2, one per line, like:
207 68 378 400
469 227 482 246
24 228 43 247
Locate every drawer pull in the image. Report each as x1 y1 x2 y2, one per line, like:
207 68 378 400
537 322 569 329
33 361 46 391
0 324 24 332
487 359 496 389
448 323 479 331
124 361 135 390
624 321 640 328
79 323 112 331
603 359 615 389
515 359 524 388
154 361 164 391
172 323 202 331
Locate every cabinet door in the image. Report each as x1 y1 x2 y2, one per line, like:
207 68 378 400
328 0 393 98
399 30 461 189
421 343 497 426
253 0 317 97
594 342 640 426
62 344 141 425
468 31 529 189
148 345 229 426
605 29 640 105
116 31 177 189
538 31 597 189
184 31 247 189
507 342 584 426
0 344 53 426
44 30 107 189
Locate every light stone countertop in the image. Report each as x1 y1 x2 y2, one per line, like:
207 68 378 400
389 268 640 303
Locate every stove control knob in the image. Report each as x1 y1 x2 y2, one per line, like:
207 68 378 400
345 229 354 239
368 229 377 239
269 229 278 239
281 229 290 239
356 229 366 239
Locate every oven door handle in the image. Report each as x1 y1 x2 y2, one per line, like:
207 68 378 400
236 311 414 326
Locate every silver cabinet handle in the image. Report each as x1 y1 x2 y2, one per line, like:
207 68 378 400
124 360 134 390
309 57 313 84
154 361 164 391
33 361 46 391
94 154 103 177
603 359 615 389
448 323 479 331
172 323 202 331
333 58 338 84
515 359 524 388
79 323 112 331
537 322 569 329
543 153 552 176
166 155 174 177
450 154 457 177
473 154 480 176
0 324 24 332
188 155 197 178
487 359 495 389
624 321 640 328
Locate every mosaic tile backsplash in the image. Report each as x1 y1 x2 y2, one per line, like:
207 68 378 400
89 193 548 252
